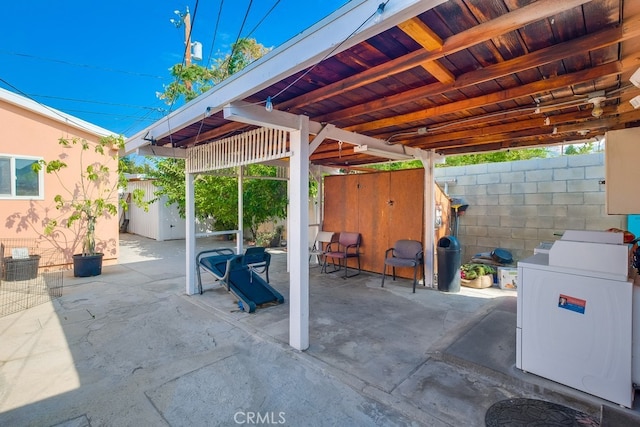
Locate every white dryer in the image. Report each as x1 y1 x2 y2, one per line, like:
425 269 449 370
517 231 634 408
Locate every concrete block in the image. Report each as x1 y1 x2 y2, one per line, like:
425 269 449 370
584 192 605 204
499 171 525 183
487 183 511 195
511 182 537 194
567 152 603 167
567 204 601 218
471 195 500 206
524 193 553 205
552 193 584 205
541 156 568 169
500 216 526 228
525 169 553 182
477 216 501 227
585 165 604 179
465 163 489 174
511 227 539 240
511 158 540 171
486 226 512 238
538 205 568 217
499 194 524 205
567 179 601 192
554 216 585 230
476 236 501 248
477 174 500 184
510 205 538 217
456 175 477 186
537 181 567 193
553 167 584 180
465 226 488 237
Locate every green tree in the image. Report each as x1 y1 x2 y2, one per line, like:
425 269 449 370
440 148 549 167
148 159 287 238
564 142 594 155
158 38 271 105
153 37 286 238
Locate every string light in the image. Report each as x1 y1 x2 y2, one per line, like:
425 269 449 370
373 2 386 24
265 96 273 112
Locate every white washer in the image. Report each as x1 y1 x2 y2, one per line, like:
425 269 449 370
517 253 634 408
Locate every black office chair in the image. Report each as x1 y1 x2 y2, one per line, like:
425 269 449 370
381 239 423 293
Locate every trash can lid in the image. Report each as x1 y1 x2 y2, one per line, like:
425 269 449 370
438 235 460 249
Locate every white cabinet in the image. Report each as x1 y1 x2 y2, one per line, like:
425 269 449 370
606 127 640 214
517 253 634 407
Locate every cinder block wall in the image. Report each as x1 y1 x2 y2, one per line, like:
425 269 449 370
434 153 626 264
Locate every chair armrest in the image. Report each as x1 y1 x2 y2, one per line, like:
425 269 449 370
384 247 394 258
344 243 360 255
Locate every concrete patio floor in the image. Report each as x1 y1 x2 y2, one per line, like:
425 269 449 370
1 233 639 426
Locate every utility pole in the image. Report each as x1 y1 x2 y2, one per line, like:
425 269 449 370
171 7 194 90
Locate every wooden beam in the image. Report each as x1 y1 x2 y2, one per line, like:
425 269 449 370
398 17 455 84
316 16 640 123
277 0 594 111
418 109 640 153
398 17 444 50
346 61 623 133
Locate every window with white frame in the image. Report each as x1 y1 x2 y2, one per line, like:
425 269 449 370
0 155 43 199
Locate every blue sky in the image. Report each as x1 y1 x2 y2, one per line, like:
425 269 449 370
0 0 348 137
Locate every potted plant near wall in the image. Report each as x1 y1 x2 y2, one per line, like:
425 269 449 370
460 263 496 289
34 135 145 277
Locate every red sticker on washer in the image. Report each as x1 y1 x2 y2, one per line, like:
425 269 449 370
558 294 586 314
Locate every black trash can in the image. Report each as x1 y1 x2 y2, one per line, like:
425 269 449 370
437 236 461 292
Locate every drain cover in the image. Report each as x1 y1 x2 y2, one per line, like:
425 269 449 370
485 398 599 426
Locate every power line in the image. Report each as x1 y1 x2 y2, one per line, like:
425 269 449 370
0 77 117 134
225 0 254 76
205 0 225 67
25 93 165 111
244 0 281 40
0 50 166 80
272 0 390 102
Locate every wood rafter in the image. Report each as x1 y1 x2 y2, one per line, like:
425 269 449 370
397 17 455 84
345 61 626 133
315 16 640 124
276 0 593 112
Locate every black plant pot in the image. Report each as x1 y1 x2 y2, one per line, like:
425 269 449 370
73 253 104 277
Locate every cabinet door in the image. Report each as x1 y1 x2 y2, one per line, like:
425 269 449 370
606 128 640 214
357 172 390 273
323 174 349 232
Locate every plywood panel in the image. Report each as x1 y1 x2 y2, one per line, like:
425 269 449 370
386 168 424 279
323 174 347 233
389 168 424 241
322 168 426 278
357 172 390 274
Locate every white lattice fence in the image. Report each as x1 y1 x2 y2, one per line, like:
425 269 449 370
187 127 290 173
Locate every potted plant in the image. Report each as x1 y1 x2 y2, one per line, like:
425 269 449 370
460 263 496 288
34 135 145 277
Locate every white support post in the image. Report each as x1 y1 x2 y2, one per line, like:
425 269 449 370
286 178 291 273
289 115 310 351
417 150 435 287
237 166 244 255
185 172 197 295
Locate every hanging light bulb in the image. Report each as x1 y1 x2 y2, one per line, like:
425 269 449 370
589 96 605 118
373 2 386 24
265 96 273 112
